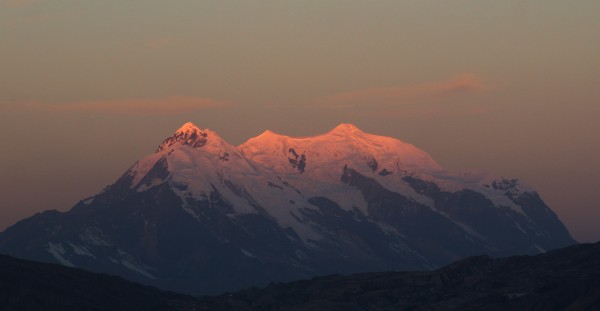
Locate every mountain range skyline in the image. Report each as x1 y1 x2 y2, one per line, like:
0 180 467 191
1 119 597 243
0 122 574 294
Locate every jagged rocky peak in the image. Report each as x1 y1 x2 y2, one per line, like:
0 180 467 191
176 122 202 135
156 122 211 152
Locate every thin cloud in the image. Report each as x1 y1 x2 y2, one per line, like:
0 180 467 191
317 73 486 108
343 102 492 119
2 96 227 115
50 96 227 115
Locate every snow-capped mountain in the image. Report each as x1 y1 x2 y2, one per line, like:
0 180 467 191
0 122 575 295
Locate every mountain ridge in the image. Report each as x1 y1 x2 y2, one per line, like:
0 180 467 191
0 122 575 294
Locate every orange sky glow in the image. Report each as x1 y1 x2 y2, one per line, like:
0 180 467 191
0 1 599 242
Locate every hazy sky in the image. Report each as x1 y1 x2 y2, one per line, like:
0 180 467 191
1 1 599 242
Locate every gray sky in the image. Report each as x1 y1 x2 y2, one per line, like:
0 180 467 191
1 1 599 242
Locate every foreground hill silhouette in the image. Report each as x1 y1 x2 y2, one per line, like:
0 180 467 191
2 241 599 310
0 254 196 310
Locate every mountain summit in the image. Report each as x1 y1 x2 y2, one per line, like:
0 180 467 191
0 122 575 294
330 122 362 133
